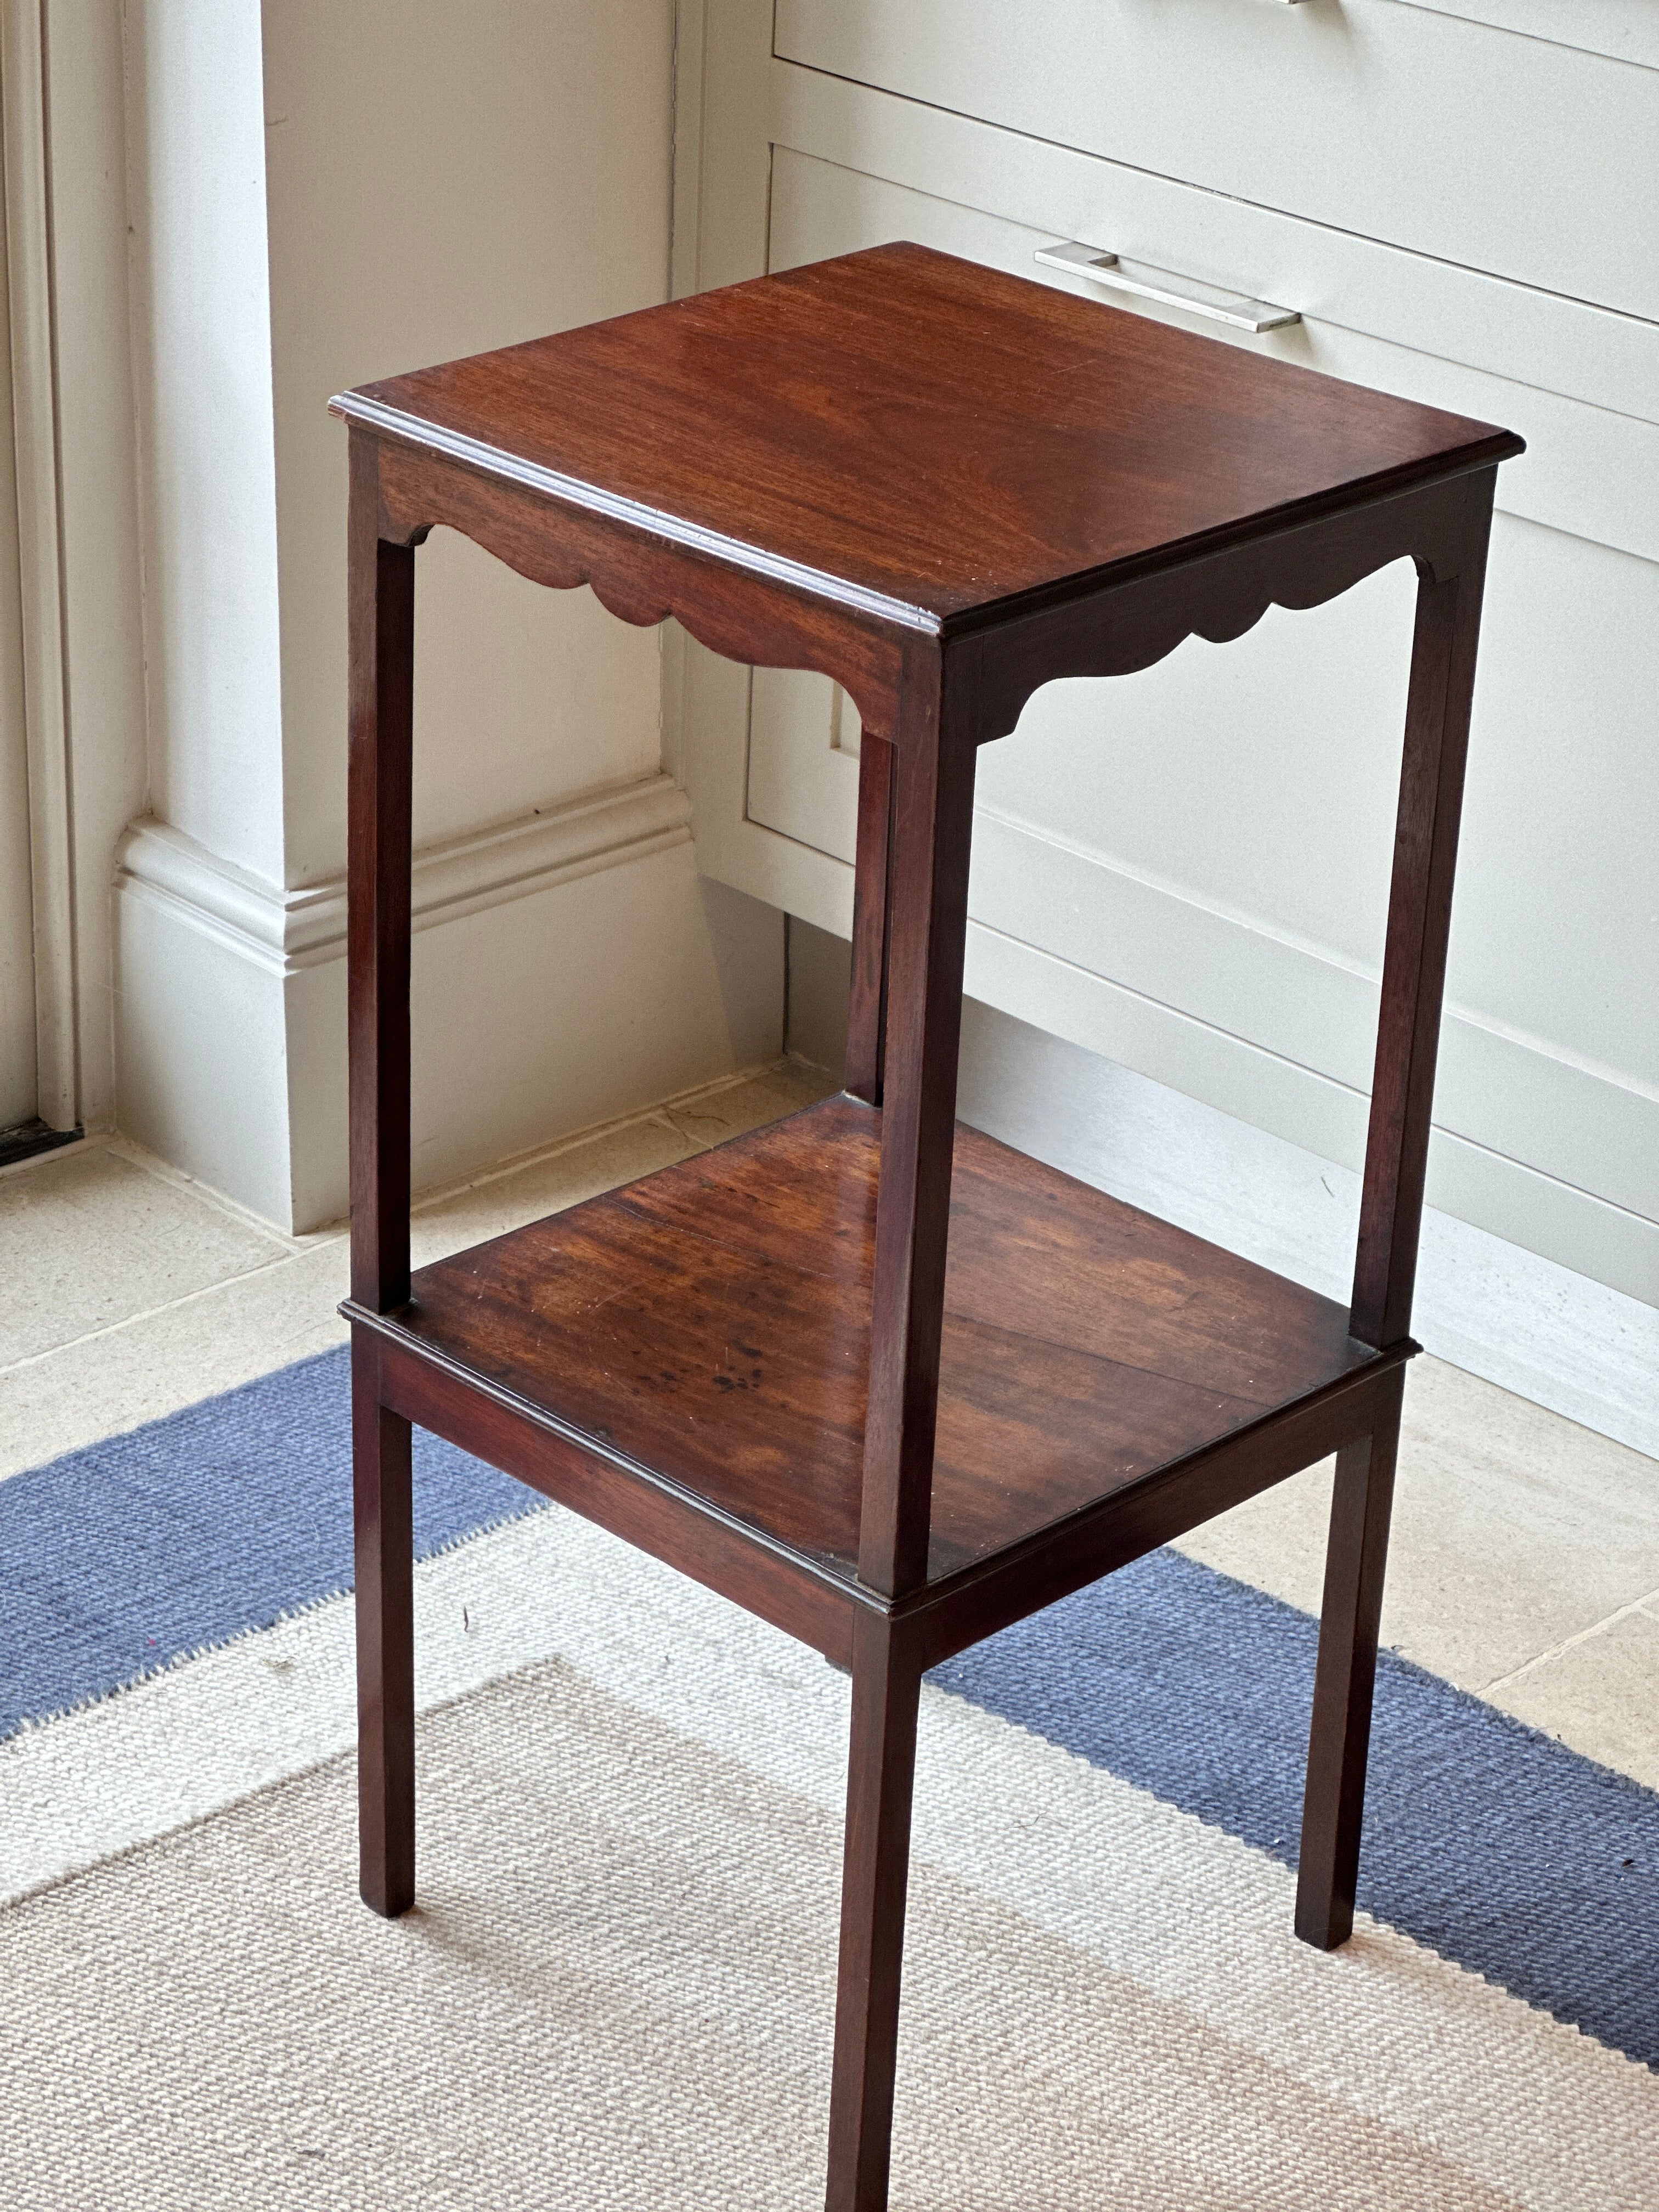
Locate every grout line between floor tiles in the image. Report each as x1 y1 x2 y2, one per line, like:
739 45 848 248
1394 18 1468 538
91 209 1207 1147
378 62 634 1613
0 1245 335 1383
100 1137 317 1257
1480 1582 1659 1697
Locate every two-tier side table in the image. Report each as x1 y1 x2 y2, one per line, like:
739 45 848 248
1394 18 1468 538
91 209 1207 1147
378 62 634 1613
330 242 1522 2211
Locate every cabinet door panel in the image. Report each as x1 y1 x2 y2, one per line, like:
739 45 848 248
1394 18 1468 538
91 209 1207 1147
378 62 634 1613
775 0 1659 319
761 129 1659 566
745 665 858 860
732 137 1658 1300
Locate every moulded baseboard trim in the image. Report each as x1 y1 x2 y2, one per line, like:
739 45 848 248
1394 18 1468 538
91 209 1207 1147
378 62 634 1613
114 775 695 977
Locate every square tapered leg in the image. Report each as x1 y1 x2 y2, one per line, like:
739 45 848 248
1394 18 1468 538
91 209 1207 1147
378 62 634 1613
826 1613 924 2211
353 1336 415 1917
1295 1367 1404 1949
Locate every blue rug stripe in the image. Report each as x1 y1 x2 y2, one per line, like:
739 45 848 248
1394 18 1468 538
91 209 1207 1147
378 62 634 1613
0 1348 541 1735
2 1348 1656 2069
932 1554 1659 2070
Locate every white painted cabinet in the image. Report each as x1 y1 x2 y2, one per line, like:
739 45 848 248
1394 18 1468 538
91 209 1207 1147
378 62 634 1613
774 0 1659 318
674 0 1659 1306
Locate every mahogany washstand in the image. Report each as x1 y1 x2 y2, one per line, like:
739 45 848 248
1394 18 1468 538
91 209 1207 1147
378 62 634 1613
331 242 1523 2211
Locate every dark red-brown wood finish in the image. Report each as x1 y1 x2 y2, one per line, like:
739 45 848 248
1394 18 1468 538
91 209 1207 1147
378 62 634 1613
373 1097 1386 1588
332 242 1522 2212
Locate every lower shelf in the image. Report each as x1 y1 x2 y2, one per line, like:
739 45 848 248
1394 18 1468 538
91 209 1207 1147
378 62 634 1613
385 1092 1381 1585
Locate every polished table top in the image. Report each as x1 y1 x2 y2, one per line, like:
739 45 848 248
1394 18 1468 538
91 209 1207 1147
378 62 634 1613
335 241 1520 634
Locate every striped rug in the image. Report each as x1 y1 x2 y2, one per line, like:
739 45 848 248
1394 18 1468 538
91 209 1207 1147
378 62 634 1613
2 1351 1655 2207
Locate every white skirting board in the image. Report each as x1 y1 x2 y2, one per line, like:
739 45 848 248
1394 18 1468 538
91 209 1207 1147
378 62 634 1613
114 775 783 1232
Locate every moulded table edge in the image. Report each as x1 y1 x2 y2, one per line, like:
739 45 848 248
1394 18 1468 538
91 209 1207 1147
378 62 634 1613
328 394 1521 646
328 391 943 637
342 1296 881 1612
344 1297 1415 1656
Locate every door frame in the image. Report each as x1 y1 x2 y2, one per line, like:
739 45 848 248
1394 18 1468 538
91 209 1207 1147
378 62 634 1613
2 0 77 1135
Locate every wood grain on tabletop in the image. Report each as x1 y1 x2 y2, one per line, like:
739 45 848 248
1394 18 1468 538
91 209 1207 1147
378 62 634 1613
345 241 1517 625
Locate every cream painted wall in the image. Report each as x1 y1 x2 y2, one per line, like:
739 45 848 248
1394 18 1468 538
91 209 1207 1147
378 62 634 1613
123 0 287 883
258 0 675 881
110 1 783 1228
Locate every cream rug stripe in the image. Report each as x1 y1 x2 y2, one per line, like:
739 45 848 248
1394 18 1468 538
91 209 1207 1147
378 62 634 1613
501 1519 1659 2212
2 1503 1654 2207
0 1513 582 1901
3 1660 1536 2212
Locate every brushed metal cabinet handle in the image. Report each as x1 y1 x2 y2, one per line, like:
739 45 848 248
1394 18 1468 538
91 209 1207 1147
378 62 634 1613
1035 241 1301 335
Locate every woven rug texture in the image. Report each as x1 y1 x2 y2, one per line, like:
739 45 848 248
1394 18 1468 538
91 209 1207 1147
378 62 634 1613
2 1352 1657 2207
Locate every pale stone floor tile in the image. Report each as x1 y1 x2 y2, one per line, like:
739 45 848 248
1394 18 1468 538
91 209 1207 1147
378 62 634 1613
1170 1458 1336 1620
1172 1355 1659 1706
1488 1606 1659 1790
663 1057 836 1146
0 1242 354 1480
0 1144 290 1367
